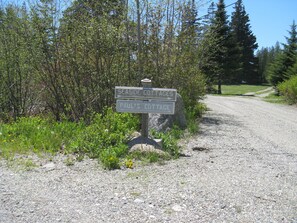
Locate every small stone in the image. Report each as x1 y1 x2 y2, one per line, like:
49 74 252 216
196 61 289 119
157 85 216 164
172 204 183 212
149 215 156 219
43 162 55 171
134 198 144 203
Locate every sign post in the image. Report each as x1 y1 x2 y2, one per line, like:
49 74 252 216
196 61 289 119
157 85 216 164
140 78 151 138
115 78 177 139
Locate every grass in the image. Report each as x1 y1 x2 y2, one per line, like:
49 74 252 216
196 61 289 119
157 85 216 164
264 93 286 104
214 84 271 95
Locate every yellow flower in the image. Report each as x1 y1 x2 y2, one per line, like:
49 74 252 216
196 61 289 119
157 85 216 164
125 159 133 169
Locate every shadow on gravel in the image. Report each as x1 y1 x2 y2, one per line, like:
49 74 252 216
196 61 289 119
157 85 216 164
201 114 242 127
201 116 221 125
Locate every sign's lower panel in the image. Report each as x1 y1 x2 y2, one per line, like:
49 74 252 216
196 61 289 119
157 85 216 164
116 100 175 114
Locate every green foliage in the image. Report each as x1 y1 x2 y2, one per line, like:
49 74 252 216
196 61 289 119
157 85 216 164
257 42 282 83
186 103 207 134
278 75 297 104
264 93 286 104
230 0 259 84
150 128 182 159
70 108 138 158
100 148 122 170
0 108 140 170
0 1 208 122
268 21 297 86
0 116 84 156
285 56 297 78
0 5 38 119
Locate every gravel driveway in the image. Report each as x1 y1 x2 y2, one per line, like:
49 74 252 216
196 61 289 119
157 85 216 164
1 95 297 223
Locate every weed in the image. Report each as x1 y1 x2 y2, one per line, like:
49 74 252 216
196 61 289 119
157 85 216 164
100 149 121 170
124 159 134 169
64 156 75 166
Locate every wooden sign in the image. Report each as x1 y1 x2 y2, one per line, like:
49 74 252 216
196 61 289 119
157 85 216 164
115 79 177 138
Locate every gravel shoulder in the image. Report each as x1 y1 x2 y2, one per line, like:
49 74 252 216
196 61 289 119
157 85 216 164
1 95 297 223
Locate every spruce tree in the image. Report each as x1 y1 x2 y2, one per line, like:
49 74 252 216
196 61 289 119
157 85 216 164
268 21 297 85
206 0 234 93
230 0 258 84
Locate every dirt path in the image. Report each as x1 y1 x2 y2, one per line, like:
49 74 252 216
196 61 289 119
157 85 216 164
1 96 297 223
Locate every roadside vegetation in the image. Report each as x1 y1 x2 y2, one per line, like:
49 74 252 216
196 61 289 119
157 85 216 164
0 106 206 170
278 75 297 104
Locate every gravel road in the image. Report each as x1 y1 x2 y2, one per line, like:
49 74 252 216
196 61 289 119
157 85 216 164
1 95 297 223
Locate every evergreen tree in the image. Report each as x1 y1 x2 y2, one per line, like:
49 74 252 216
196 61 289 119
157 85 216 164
204 0 234 93
257 42 282 83
230 0 258 84
268 21 297 85
284 20 297 78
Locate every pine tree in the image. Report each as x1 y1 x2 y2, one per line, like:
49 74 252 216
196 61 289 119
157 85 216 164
268 21 297 85
205 0 234 93
230 0 258 84
257 42 282 83
284 20 297 78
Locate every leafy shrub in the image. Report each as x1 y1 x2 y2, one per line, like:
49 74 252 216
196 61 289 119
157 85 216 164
70 108 139 160
186 103 207 134
150 129 181 158
278 75 297 104
100 148 121 170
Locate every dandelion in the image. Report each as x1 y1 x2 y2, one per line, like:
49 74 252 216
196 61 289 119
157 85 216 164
125 159 133 169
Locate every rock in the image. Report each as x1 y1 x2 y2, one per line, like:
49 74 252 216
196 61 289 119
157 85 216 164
134 198 144 203
149 93 187 132
43 162 55 171
129 144 167 156
172 204 183 212
128 136 167 155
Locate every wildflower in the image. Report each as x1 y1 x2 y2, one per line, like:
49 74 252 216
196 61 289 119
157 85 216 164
125 159 133 169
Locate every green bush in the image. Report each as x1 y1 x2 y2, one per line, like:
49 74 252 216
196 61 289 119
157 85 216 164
70 108 139 159
278 75 297 104
150 128 181 159
100 148 121 170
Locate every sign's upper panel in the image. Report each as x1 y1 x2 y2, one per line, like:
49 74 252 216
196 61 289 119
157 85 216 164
115 86 177 101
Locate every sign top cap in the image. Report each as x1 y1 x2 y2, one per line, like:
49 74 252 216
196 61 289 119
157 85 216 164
141 78 151 83
141 78 152 88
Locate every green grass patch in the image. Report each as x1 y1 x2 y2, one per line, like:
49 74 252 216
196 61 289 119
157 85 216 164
215 85 271 95
264 93 287 104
